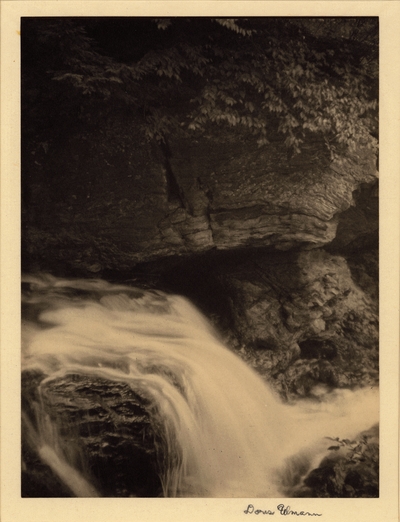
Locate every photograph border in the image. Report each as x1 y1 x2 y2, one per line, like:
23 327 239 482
1 2 399 521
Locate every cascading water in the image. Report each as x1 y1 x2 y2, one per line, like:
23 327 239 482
21 274 379 498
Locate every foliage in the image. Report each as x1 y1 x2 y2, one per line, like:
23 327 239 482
23 224 133 273
22 17 378 160
302 427 379 497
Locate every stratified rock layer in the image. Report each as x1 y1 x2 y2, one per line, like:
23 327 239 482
23 128 377 272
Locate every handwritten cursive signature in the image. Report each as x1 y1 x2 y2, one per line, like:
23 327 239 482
244 504 322 517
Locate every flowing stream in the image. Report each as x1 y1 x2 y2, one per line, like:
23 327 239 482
21 274 379 498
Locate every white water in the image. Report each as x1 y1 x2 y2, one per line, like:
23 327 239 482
22 273 379 498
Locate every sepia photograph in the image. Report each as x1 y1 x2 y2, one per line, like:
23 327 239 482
1 3 399 522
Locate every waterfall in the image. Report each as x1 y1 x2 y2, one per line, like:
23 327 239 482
21 274 379 498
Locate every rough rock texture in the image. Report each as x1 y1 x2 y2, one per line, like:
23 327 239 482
328 180 379 253
22 128 377 273
223 249 378 398
168 135 375 251
154 242 378 401
22 370 162 497
293 424 379 498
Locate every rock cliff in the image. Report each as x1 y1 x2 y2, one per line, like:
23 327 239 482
23 128 377 272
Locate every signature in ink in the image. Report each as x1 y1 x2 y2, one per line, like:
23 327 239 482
244 504 322 517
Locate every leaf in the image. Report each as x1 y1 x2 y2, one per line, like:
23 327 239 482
24 17 378 159
154 18 172 31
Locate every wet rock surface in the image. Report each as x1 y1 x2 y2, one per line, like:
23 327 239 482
157 246 378 400
22 370 162 497
294 425 379 498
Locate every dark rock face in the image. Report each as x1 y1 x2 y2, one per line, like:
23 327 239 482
328 180 379 253
22 128 377 273
169 135 375 252
237 249 378 397
294 425 379 498
22 371 162 497
158 246 378 400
